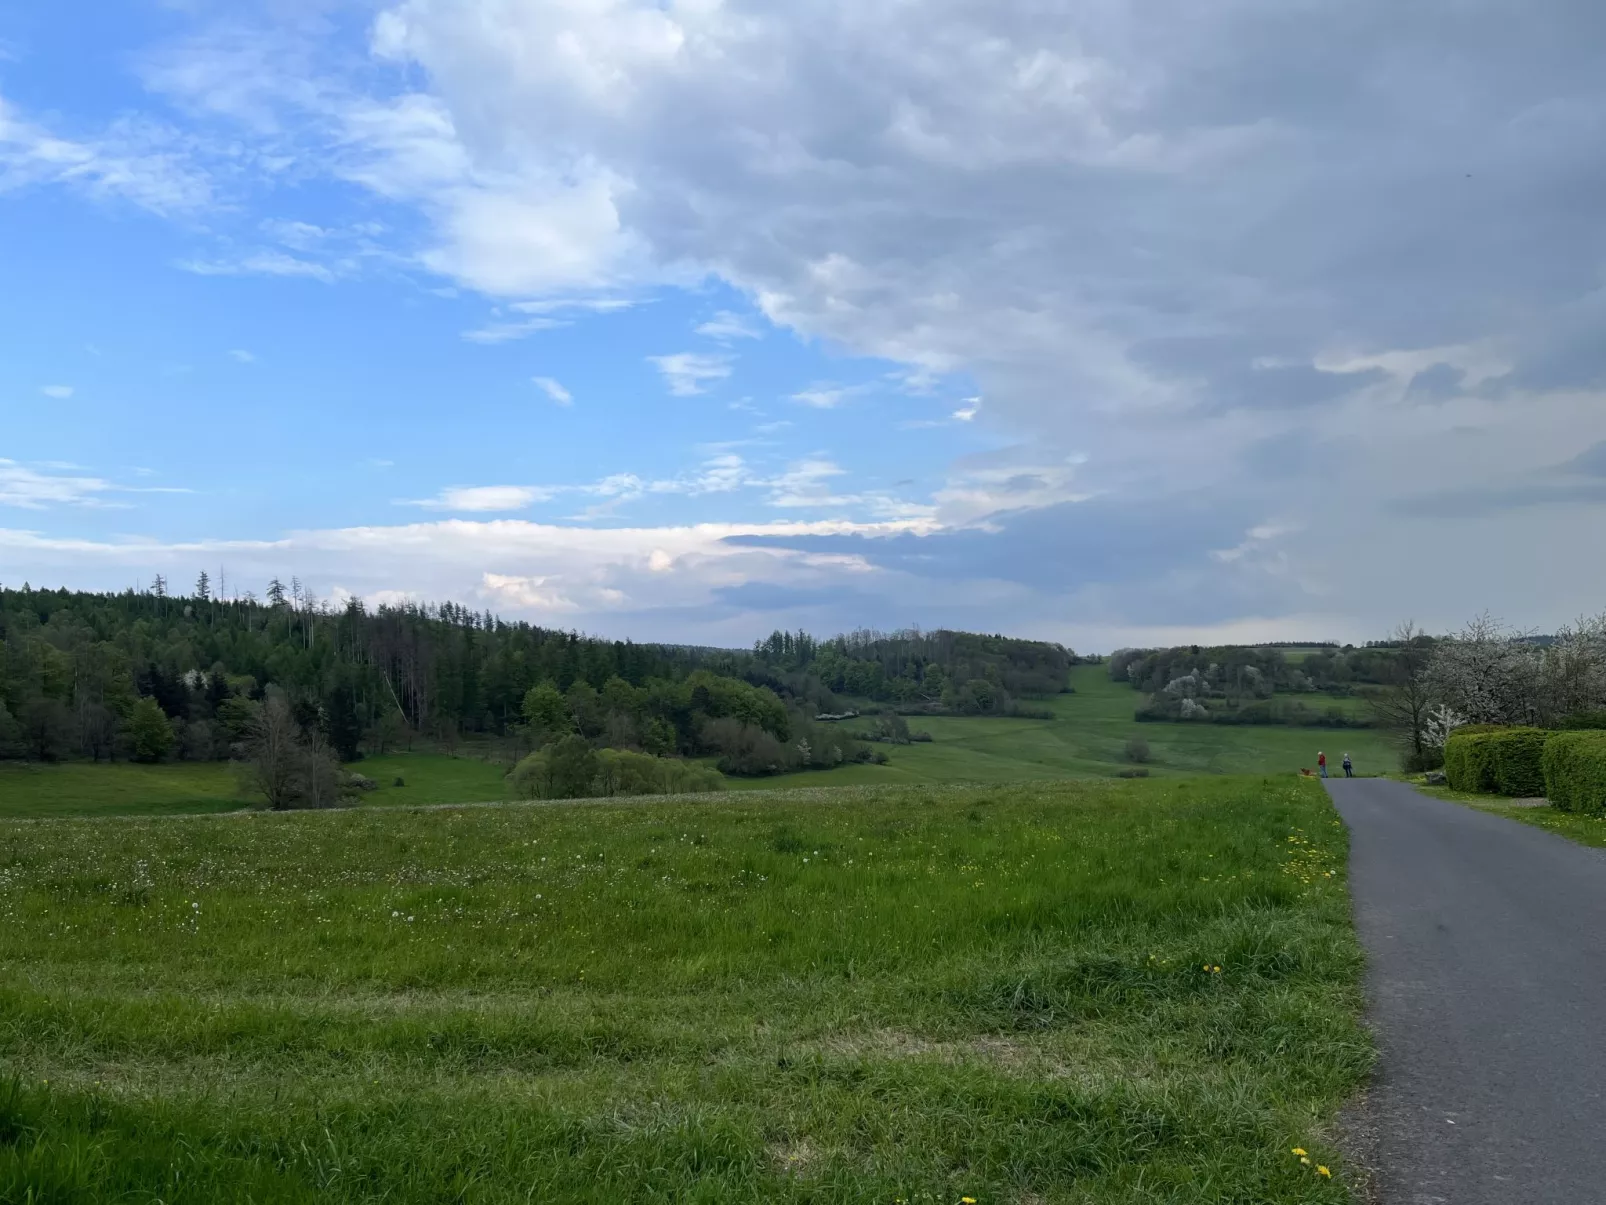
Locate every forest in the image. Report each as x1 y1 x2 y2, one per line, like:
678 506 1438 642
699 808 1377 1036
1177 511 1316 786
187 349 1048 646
1107 642 1407 727
0 584 1075 783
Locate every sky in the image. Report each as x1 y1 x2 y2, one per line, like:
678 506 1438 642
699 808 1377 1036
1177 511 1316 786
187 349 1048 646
2 0 1604 652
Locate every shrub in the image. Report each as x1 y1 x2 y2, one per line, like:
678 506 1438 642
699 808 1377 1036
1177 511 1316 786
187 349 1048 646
1542 732 1606 815
1402 747 1445 774
127 698 175 764
508 735 598 799
1559 710 1606 731
1487 727 1549 797
1116 767 1150 778
509 744 723 800
1443 730 1498 793
1444 726 1550 796
593 748 723 796
1124 737 1151 764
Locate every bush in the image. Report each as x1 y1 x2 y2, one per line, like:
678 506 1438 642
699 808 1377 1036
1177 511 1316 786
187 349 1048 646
1402 747 1445 774
127 697 175 764
1444 726 1549 796
1542 732 1606 815
509 744 723 800
1443 730 1498 793
1488 728 1549 797
1124 737 1151 764
1559 710 1606 731
593 748 723 796
1116 767 1150 778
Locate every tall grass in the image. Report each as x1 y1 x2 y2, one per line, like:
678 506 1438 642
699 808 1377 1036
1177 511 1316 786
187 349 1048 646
0 777 1368 1202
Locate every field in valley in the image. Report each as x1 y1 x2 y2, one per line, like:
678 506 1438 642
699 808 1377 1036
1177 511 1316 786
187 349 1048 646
0 667 1398 820
0 776 1366 1203
734 666 1395 792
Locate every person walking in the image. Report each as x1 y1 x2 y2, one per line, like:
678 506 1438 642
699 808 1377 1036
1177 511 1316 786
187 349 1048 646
1318 751 1328 778
1342 752 1354 778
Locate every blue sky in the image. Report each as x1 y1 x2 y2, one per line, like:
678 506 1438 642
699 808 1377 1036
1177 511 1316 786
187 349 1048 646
4 0 1605 649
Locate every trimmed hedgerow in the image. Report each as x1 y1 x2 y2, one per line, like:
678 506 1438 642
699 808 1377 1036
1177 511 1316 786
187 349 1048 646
1444 730 1498 793
1488 728 1550 797
1542 731 1606 815
1444 726 1550 796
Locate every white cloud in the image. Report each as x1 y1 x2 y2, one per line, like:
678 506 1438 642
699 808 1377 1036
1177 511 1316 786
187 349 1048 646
228 349 256 363
10 2 1606 637
0 514 928 641
40 385 75 400
952 397 980 421
512 298 636 316
0 460 184 510
533 376 574 405
791 385 852 409
410 485 555 512
461 316 567 344
0 93 212 214
307 0 1606 633
696 311 762 341
178 251 336 283
649 352 732 397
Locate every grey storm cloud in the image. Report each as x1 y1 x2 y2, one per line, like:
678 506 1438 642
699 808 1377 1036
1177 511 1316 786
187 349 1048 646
12 0 1604 643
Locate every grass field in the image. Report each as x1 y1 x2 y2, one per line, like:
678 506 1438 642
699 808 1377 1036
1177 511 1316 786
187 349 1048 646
733 666 1397 791
0 753 513 820
0 667 1399 816
0 761 246 819
0 776 1367 1202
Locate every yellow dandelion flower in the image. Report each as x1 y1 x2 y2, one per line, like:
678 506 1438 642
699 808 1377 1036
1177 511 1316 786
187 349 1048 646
1291 1147 1306 1156
961 1198 978 1204
1300 1156 1310 1165
1317 1166 1330 1177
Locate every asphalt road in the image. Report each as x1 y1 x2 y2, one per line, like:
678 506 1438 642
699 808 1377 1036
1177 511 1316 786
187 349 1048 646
1328 777 1606 1204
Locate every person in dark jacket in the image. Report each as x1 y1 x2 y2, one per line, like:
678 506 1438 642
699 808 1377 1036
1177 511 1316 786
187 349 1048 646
1342 752 1354 778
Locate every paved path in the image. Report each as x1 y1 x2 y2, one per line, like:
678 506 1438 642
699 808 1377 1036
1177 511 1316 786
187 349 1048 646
1327 778 1606 1204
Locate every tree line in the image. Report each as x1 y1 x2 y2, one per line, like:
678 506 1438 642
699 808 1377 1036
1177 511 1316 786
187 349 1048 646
1371 615 1606 770
750 627 1075 716
5 585 1075 786
1109 642 1401 726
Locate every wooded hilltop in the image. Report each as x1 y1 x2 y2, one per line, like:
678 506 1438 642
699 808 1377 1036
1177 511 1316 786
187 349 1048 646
0 583 1076 782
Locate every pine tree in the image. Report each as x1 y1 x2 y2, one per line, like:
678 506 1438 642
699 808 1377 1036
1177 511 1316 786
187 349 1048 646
326 684 362 762
195 571 210 602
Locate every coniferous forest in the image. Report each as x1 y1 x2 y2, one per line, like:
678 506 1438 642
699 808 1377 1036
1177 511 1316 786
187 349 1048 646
0 582 1075 776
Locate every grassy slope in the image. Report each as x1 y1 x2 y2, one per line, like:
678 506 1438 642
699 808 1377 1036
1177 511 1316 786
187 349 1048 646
0 777 1366 1203
0 761 246 820
0 754 511 820
0 668 1397 815
732 665 1398 791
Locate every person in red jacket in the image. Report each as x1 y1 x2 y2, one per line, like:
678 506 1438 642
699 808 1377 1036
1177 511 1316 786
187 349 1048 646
1318 751 1328 778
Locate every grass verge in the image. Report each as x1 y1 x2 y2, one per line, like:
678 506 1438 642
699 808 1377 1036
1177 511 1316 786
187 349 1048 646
1405 776 1606 850
1 776 1368 1202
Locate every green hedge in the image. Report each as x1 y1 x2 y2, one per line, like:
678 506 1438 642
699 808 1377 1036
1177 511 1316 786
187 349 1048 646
1444 730 1498 792
1444 726 1549 796
1489 728 1550 797
1542 732 1606 815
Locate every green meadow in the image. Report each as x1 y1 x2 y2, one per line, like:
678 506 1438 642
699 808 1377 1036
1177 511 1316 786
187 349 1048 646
733 666 1395 792
0 776 1367 1203
0 666 1397 819
0 752 510 821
